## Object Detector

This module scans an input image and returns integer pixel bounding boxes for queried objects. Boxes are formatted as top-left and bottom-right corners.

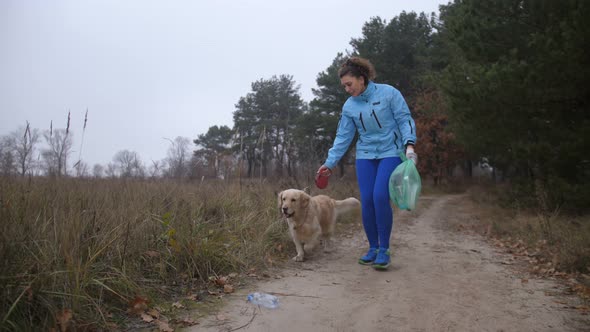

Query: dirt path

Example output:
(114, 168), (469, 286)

(195, 195), (589, 332)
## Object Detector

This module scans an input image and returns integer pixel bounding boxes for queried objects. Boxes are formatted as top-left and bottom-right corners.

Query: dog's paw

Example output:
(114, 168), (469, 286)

(293, 255), (304, 262)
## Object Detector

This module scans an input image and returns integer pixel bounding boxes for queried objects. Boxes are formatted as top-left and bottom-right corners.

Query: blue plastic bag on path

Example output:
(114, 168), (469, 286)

(389, 152), (422, 210)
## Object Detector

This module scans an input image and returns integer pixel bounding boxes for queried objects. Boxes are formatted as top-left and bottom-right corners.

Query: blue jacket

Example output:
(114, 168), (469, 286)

(324, 81), (416, 170)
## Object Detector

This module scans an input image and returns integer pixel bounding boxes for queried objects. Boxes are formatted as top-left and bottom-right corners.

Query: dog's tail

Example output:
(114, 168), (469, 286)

(334, 197), (361, 216)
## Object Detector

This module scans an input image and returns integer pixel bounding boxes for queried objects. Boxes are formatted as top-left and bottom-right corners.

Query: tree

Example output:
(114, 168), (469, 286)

(10, 122), (40, 177)
(351, 12), (435, 100)
(105, 163), (117, 178)
(74, 160), (89, 177)
(112, 150), (144, 178)
(309, 12), (437, 177)
(301, 53), (354, 176)
(438, 0), (590, 211)
(42, 128), (73, 177)
(233, 75), (305, 178)
(193, 125), (233, 179)
(92, 164), (104, 178)
(148, 160), (163, 178)
(164, 136), (191, 179)
(0, 135), (16, 176)
(413, 89), (463, 185)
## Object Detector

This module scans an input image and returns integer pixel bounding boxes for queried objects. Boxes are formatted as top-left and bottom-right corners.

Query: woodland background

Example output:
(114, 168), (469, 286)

(1, 1), (589, 330)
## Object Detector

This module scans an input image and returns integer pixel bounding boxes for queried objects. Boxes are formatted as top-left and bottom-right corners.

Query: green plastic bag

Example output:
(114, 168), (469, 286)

(389, 152), (422, 210)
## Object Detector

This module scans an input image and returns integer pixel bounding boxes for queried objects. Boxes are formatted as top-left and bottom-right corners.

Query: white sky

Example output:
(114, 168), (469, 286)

(0, 0), (447, 167)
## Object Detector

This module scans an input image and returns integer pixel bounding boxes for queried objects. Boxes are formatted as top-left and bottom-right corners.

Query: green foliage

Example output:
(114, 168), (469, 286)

(193, 125), (233, 178)
(438, 0), (590, 212)
(351, 12), (435, 99)
(296, 54), (354, 173)
(232, 75), (305, 178)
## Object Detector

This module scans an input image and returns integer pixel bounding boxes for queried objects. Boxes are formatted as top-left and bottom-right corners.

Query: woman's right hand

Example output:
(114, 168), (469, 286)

(316, 165), (332, 177)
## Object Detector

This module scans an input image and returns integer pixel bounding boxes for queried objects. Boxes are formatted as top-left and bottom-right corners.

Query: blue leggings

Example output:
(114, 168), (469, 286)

(356, 157), (402, 250)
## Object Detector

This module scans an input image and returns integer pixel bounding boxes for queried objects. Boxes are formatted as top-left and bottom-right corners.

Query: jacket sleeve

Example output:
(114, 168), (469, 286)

(391, 89), (417, 147)
(324, 112), (356, 170)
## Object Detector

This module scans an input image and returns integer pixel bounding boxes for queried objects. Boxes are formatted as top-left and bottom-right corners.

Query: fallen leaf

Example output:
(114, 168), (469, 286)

(141, 313), (154, 323)
(172, 301), (184, 309)
(106, 322), (118, 330)
(212, 276), (228, 287)
(228, 272), (239, 278)
(147, 308), (160, 319)
(128, 296), (149, 315)
(157, 320), (174, 332)
(223, 284), (235, 294)
(216, 313), (227, 321)
(521, 278), (529, 284)
(56, 309), (73, 332)
(25, 286), (33, 301)
(144, 250), (160, 258)
(178, 317), (199, 327)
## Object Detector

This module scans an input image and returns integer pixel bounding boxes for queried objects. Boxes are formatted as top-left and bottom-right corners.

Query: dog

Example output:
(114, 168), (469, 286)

(278, 189), (360, 262)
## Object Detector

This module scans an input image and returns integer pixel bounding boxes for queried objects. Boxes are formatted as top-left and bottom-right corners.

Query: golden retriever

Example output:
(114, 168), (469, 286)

(278, 189), (360, 262)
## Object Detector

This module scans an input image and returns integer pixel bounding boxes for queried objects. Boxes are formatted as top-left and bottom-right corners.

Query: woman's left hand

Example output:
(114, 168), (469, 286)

(406, 146), (418, 165)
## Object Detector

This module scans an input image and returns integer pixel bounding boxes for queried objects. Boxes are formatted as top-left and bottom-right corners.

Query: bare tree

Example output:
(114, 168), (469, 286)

(10, 122), (40, 176)
(42, 127), (73, 177)
(74, 160), (89, 177)
(105, 163), (117, 178)
(113, 150), (144, 178)
(148, 160), (163, 178)
(0, 135), (16, 176)
(92, 164), (104, 178)
(164, 136), (191, 179)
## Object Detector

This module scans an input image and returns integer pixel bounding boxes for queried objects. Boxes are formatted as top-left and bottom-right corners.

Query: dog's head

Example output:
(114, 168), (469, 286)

(278, 189), (310, 218)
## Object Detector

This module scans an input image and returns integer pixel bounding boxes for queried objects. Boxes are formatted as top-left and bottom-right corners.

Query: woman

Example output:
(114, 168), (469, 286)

(317, 56), (417, 270)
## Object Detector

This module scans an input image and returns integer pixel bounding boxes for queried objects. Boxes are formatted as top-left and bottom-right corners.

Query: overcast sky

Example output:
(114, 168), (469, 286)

(0, 0), (447, 168)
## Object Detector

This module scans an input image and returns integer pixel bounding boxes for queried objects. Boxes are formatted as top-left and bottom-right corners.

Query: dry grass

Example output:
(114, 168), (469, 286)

(465, 184), (590, 275)
(6, 175), (585, 329)
(0, 176), (360, 331)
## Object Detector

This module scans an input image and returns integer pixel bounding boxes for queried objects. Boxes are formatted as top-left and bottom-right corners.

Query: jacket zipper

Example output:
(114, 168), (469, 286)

(371, 110), (382, 128)
(359, 113), (366, 131)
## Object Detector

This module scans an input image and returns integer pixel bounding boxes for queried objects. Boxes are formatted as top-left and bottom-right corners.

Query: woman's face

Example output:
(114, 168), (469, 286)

(340, 74), (366, 97)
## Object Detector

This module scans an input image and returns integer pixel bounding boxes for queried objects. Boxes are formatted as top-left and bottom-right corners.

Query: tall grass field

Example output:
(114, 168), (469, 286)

(1, 176), (587, 330)
(0, 176), (360, 330)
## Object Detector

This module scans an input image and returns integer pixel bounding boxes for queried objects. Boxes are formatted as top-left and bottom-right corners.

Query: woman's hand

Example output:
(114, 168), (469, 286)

(315, 165), (332, 189)
(316, 165), (332, 177)
(406, 146), (418, 165)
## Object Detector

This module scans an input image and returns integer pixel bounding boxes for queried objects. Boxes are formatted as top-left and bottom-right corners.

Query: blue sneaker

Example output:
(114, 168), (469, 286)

(358, 248), (379, 265)
(373, 249), (391, 270)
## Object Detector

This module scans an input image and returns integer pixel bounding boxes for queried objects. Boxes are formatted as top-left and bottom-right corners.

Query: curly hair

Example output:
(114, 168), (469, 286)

(338, 56), (376, 85)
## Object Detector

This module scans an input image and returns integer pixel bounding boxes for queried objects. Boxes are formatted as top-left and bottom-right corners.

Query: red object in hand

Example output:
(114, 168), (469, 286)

(315, 166), (331, 189)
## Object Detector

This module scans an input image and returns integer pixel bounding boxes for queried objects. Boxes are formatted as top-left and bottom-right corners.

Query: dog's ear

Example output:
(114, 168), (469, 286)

(277, 191), (284, 210)
(300, 191), (310, 210)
